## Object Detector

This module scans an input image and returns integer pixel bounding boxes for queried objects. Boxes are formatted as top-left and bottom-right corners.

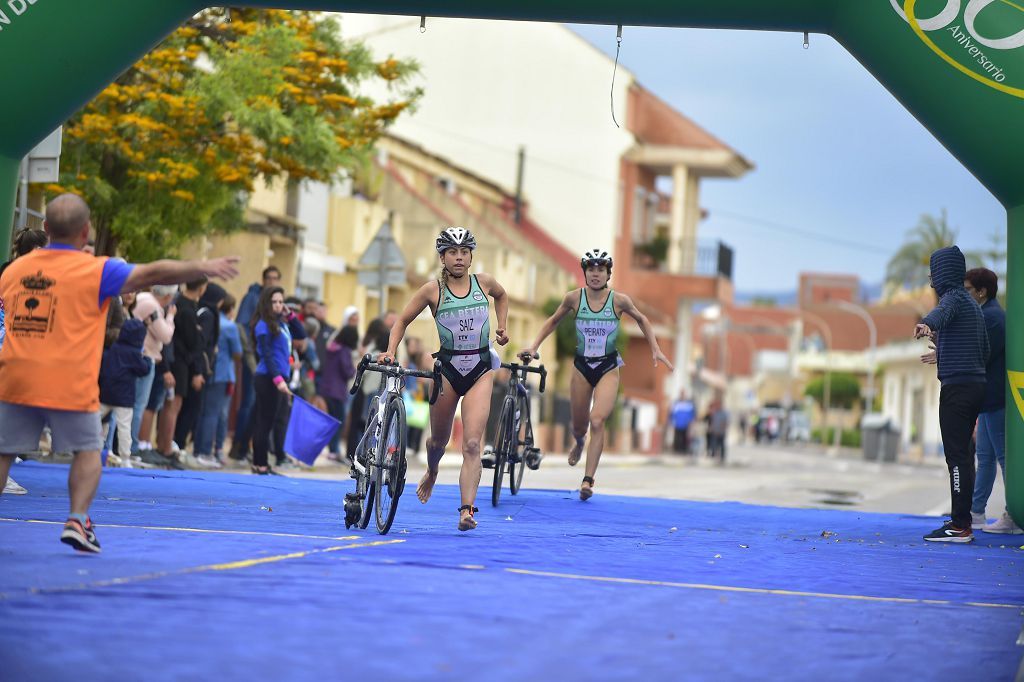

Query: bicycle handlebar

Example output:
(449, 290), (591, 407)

(350, 354), (444, 405)
(499, 361), (547, 393)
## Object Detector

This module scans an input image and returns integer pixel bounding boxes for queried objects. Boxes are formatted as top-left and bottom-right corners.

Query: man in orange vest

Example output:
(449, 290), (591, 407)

(0, 194), (239, 553)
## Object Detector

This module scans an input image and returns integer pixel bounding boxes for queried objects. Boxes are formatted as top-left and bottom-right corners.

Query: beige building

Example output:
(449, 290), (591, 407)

(181, 198), (302, 309)
(192, 133), (579, 376)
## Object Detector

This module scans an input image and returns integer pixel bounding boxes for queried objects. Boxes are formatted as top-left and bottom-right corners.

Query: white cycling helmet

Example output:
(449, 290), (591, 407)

(581, 249), (613, 271)
(435, 226), (477, 254)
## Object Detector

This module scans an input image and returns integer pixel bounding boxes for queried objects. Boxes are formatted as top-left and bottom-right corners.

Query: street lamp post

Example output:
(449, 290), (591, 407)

(835, 300), (877, 412)
(798, 310), (834, 449)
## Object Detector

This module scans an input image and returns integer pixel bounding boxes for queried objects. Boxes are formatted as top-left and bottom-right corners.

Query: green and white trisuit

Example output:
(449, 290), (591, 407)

(433, 274), (500, 396)
(574, 287), (624, 387)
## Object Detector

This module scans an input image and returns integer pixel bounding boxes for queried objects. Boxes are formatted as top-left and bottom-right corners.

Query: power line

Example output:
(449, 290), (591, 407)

(400, 122), (892, 257)
(408, 120), (619, 187)
(707, 208), (892, 255)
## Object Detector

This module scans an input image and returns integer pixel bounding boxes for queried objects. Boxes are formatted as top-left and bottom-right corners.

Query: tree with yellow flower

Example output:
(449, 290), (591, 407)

(51, 8), (420, 259)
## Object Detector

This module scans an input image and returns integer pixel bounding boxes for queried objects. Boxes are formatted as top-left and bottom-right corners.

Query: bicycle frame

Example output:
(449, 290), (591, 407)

(490, 361), (547, 505)
(344, 354), (443, 532)
(350, 372), (405, 482)
(501, 362), (546, 456)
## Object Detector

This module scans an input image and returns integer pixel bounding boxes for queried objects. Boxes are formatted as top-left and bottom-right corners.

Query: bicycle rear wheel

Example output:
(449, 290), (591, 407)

(491, 396), (514, 507)
(374, 395), (407, 535)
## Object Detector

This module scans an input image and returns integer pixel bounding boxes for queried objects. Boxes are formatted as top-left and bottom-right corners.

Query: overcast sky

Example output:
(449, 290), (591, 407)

(568, 24), (1007, 294)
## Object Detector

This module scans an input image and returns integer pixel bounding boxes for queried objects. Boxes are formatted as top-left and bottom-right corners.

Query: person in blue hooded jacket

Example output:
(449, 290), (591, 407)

(99, 318), (153, 467)
(961, 268), (1020, 534)
(914, 245), (989, 543)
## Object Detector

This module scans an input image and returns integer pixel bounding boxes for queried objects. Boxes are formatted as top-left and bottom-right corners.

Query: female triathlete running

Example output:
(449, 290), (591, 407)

(519, 249), (672, 500)
(378, 227), (509, 530)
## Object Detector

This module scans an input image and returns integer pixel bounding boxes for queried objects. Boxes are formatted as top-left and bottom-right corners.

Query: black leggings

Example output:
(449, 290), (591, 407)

(253, 374), (287, 468)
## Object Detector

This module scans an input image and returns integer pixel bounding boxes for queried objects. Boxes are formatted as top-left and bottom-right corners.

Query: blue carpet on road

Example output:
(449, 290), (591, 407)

(1, 460), (1021, 681)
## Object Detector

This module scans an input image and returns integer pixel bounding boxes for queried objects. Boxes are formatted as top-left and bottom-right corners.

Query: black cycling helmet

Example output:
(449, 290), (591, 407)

(435, 226), (477, 254)
(581, 249), (613, 272)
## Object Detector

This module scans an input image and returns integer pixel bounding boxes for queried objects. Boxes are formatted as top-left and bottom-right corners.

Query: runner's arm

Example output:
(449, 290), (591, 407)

(122, 256), (240, 293)
(519, 289), (576, 360)
(478, 273), (509, 345)
(617, 293), (674, 370)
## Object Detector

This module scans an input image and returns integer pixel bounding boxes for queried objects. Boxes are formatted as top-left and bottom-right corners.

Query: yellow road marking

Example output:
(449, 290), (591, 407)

(0, 517), (358, 541)
(0, 539), (404, 599)
(505, 568), (1023, 610)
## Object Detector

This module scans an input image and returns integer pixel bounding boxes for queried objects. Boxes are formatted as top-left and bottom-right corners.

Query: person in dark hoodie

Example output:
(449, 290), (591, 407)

(166, 276), (208, 467)
(99, 319), (152, 467)
(914, 245), (989, 543)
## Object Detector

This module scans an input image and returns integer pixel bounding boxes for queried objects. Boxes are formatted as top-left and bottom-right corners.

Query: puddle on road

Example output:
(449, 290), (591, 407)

(808, 489), (863, 506)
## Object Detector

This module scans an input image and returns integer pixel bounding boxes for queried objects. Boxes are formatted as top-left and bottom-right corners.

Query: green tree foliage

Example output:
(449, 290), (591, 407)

(804, 372), (861, 409)
(50, 8), (421, 259)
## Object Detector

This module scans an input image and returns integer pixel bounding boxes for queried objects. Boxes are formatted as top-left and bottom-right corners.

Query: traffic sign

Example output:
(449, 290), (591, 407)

(356, 215), (407, 291)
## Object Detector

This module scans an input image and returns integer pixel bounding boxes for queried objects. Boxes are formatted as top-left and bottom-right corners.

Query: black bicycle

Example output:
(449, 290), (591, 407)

(489, 361), (547, 507)
(344, 355), (441, 534)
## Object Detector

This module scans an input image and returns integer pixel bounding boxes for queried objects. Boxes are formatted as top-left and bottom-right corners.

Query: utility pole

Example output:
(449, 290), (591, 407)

(17, 157), (29, 230)
(514, 146), (525, 224)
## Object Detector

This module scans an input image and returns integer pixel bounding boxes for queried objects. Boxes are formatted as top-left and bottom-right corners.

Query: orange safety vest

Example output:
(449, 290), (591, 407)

(0, 248), (112, 411)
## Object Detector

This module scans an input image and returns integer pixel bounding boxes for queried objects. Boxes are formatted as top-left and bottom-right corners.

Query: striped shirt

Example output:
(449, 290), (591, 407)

(922, 246), (988, 386)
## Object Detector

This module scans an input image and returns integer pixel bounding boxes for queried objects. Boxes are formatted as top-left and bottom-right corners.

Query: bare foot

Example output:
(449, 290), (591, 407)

(458, 507), (478, 531)
(417, 468), (438, 503)
(580, 476), (594, 501)
(568, 437), (585, 466)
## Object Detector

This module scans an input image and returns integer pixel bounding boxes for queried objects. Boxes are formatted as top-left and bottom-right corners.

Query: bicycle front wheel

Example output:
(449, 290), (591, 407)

(509, 396), (529, 496)
(491, 396), (515, 507)
(374, 395), (407, 535)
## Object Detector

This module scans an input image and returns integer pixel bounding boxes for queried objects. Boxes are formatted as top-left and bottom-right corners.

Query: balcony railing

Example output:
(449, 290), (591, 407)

(632, 239), (733, 280)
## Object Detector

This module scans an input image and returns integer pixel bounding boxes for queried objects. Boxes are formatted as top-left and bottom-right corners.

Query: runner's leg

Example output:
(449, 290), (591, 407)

(583, 369), (620, 484)
(568, 368), (594, 464)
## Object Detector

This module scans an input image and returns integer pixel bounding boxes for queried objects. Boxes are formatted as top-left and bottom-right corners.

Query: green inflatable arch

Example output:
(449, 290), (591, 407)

(1, 1), (1021, 522)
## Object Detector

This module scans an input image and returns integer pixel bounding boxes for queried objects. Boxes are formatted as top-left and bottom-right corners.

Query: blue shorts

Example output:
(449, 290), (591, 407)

(147, 370), (167, 412)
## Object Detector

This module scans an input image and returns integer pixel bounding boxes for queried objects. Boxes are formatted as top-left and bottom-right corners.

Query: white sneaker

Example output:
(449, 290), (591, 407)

(106, 453), (122, 467)
(175, 451), (203, 469)
(3, 477), (27, 495)
(971, 511), (986, 530)
(982, 512), (1023, 535)
(195, 455), (223, 469)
